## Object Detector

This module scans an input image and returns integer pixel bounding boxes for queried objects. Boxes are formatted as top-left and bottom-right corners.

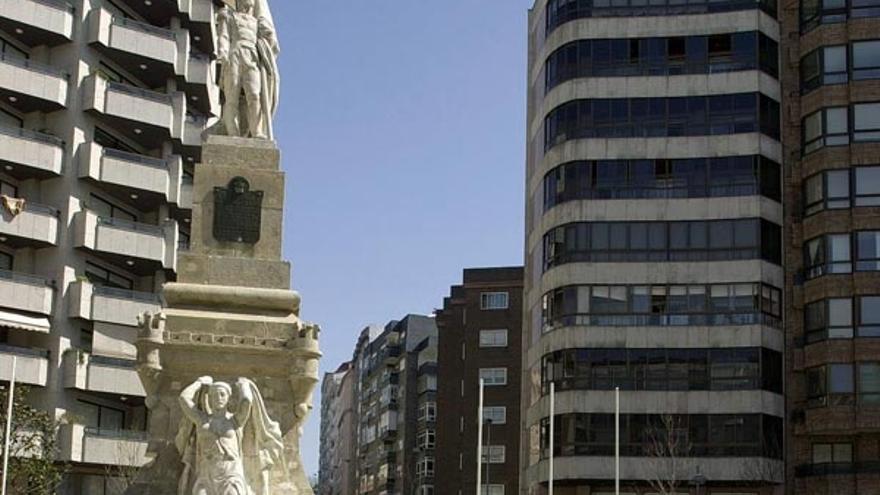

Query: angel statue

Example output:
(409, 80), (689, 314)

(217, 0), (280, 140)
(176, 376), (286, 495)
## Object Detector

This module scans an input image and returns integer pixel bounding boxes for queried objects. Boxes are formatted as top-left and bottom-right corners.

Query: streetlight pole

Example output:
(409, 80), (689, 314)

(485, 418), (493, 494)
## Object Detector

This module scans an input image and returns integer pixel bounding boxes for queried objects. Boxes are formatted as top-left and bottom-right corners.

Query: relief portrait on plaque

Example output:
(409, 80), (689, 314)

(213, 176), (264, 243)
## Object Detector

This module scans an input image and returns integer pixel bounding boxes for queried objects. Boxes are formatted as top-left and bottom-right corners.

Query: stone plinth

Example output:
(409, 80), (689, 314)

(126, 136), (320, 495)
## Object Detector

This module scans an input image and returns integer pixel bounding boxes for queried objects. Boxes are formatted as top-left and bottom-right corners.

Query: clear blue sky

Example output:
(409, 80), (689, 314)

(274, 0), (533, 476)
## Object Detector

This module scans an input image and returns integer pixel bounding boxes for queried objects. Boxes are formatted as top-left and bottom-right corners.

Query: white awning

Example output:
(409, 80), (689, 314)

(0, 310), (50, 334)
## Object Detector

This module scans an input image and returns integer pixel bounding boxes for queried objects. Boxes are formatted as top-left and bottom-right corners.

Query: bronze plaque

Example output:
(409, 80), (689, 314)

(213, 177), (264, 243)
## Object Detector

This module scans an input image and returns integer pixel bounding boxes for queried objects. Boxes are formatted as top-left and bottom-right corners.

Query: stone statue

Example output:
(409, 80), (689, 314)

(217, 0), (280, 140)
(176, 376), (286, 495)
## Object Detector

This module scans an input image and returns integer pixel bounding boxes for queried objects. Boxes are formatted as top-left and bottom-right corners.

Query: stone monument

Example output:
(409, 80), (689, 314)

(125, 1), (320, 493)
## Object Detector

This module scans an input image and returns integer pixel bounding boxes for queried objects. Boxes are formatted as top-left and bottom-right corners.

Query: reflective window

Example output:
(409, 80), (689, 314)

(801, 0), (880, 30)
(543, 156), (781, 208)
(800, 45), (847, 92)
(544, 94), (780, 151)
(546, 0), (776, 37)
(812, 443), (853, 464)
(859, 363), (880, 404)
(545, 32), (777, 92)
(804, 296), (880, 343)
(541, 283), (782, 332)
(544, 219), (781, 269)
(857, 231), (880, 271)
(853, 40), (880, 80)
(853, 103), (880, 142)
(803, 169), (850, 214)
(804, 234), (852, 278)
(803, 107), (849, 153)
(855, 167), (880, 205)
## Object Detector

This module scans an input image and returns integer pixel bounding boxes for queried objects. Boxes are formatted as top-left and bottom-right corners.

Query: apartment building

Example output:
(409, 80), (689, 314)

(0, 0), (219, 491)
(319, 362), (358, 495)
(435, 266), (524, 495)
(352, 315), (438, 495)
(523, 0), (785, 493)
(782, 0), (880, 491)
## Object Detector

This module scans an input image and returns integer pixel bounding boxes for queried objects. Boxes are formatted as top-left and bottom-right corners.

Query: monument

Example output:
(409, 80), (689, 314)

(125, 1), (320, 493)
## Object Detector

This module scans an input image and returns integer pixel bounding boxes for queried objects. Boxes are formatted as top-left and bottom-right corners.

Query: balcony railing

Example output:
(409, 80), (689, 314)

(102, 147), (168, 170)
(107, 81), (172, 104)
(84, 427), (148, 441)
(0, 269), (52, 288)
(0, 343), (49, 359)
(93, 285), (160, 304)
(89, 354), (136, 369)
(111, 16), (176, 40)
(97, 215), (164, 236)
(0, 125), (64, 147)
(543, 312), (782, 331)
(0, 52), (68, 78)
(22, 202), (60, 217)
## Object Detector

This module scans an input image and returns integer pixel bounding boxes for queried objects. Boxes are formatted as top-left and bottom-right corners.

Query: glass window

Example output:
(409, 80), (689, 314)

(859, 296), (880, 337)
(827, 170), (852, 209)
(853, 40), (880, 80)
(481, 445), (506, 464)
(479, 329), (509, 348)
(829, 364), (854, 394)
(85, 262), (134, 290)
(828, 234), (852, 274)
(859, 363), (880, 404)
(480, 292), (509, 310)
(828, 298), (854, 338)
(812, 443), (853, 464)
(823, 46), (848, 82)
(89, 194), (137, 222)
(855, 167), (880, 206)
(479, 368), (508, 386)
(857, 231), (880, 271)
(854, 103), (880, 141)
(483, 406), (507, 425)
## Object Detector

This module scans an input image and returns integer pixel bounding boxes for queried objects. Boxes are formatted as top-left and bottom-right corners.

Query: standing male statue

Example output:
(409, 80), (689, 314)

(177, 376), (286, 495)
(217, 0), (280, 140)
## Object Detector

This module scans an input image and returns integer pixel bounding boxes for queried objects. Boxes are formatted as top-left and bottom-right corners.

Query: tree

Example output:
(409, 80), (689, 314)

(643, 414), (692, 495)
(0, 385), (65, 494)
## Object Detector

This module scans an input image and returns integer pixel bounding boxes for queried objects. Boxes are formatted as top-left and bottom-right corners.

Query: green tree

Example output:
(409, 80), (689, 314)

(0, 385), (65, 494)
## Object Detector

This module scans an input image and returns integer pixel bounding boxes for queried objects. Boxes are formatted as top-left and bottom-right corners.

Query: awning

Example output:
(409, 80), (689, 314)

(0, 310), (50, 334)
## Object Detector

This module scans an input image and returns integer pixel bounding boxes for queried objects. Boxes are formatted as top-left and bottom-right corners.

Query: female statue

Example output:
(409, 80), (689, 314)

(177, 376), (286, 495)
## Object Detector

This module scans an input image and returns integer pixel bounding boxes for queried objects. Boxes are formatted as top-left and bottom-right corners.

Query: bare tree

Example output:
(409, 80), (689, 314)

(643, 414), (692, 495)
(104, 438), (146, 494)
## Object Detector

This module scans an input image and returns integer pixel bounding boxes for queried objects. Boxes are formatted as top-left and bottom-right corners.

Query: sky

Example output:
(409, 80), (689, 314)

(273, 0), (534, 476)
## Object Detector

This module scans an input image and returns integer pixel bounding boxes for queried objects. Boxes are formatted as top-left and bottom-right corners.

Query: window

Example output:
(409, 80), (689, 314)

(855, 167), (880, 206)
(859, 296), (880, 337)
(483, 406), (507, 424)
(812, 443), (853, 465)
(419, 486), (435, 495)
(801, 45), (847, 92)
(480, 485), (505, 495)
(419, 402), (437, 422)
(81, 328), (94, 353)
(0, 36), (27, 60)
(85, 262), (134, 290)
(853, 40), (880, 80)
(79, 475), (124, 495)
(859, 363), (880, 404)
(804, 234), (852, 278)
(807, 364), (854, 407)
(853, 103), (880, 141)
(800, 0), (880, 31)
(417, 429), (436, 450)
(856, 231), (880, 270)
(481, 445), (506, 464)
(416, 457), (435, 477)
(480, 292), (509, 310)
(805, 298), (853, 342)
(479, 368), (508, 386)
(89, 194), (136, 222)
(479, 329), (508, 348)
(804, 169), (851, 214)
(94, 127), (137, 153)
(78, 400), (125, 430)
(803, 107), (849, 153)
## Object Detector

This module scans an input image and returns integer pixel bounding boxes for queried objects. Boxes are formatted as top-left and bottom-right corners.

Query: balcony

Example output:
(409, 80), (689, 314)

(68, 281), (160, 328)
(0, 0), (74, 47)
(0, 126), (64, 179)
(183, 52), (220, 116)
(0, 344), (48, 386)
(72, 210), (178, 274)
(59, 424), (149, 467)
(63, 350), (145, 396)
(0, 270), (53, 316)
(79, 143), (184, 210)
(86, 8), (188, 88)
(0, 53), (67, 112)
(0, 202), (59, 248)
(82, 74), (185, 148)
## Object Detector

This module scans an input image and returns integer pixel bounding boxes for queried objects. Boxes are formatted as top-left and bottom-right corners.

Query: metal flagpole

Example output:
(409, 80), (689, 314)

(549, 381), (555, 495)
(1, 356), (17, 495)
(476, 378), (484, 495)
(615, 386), (620, 495)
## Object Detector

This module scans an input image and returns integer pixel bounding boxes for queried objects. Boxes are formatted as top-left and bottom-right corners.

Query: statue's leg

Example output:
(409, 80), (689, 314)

(241, 50), (263, 139)
(223, 52), (243, 136)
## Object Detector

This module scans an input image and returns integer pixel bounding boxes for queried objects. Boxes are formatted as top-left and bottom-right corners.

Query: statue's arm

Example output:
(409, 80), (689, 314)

(234, 378), (253, 427)
(217, 7), (231, 62)
(179, 377), (210, 425)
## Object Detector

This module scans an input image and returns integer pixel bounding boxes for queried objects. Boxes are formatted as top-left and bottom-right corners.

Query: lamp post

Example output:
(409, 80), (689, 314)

(484, 418), (493, 494)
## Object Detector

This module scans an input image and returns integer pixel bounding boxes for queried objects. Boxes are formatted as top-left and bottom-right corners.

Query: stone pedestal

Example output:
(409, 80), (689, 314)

(126, 136), (320, 495)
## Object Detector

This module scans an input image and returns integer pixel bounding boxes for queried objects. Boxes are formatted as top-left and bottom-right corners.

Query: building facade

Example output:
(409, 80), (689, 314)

(782, 0), (880, 491)
(319, 362), (357, 495)
(523, 0), (786, 493)
(352, 315), (438, 495)
(0, 0), (219, 491)
(436, 266), (524, 495)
